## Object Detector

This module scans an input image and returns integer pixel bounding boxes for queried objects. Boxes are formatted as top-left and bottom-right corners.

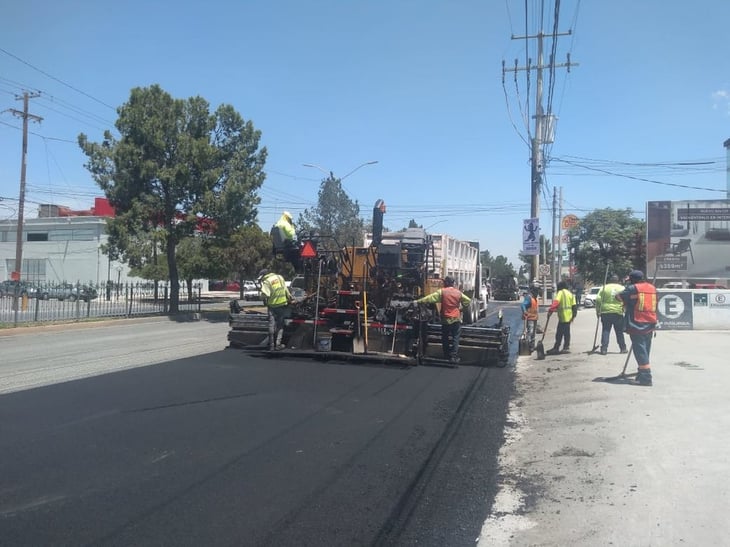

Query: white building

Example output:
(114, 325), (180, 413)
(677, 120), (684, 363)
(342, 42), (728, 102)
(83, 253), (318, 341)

(0, 212), (131, 285)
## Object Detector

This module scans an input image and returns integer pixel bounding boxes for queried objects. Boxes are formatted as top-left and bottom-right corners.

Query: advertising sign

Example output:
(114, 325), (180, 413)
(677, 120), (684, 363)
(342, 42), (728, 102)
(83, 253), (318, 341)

(656, 291), (693, 330)
(522, 218), (540, 256)
(708, 291), (730, 310)
(561, 214), (579, 230)
(646, 199), (730, 286)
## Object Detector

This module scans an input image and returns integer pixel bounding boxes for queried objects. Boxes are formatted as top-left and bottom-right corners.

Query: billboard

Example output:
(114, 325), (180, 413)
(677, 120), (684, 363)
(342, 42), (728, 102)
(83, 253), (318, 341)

(646, 199), (730, 288)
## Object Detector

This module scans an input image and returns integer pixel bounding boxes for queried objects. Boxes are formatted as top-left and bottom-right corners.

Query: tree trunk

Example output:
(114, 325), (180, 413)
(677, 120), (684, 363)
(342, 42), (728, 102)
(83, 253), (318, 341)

(167, 238), (179, 313)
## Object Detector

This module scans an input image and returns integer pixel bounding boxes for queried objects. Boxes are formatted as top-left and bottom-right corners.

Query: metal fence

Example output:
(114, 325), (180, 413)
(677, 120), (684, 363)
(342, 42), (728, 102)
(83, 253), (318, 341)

(0, 282), (202, 327)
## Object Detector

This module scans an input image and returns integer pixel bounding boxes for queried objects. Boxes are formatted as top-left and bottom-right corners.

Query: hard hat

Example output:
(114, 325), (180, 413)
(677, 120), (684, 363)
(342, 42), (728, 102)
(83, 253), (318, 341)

(283, 211), (293, 221)
(258, 268), (269, 279)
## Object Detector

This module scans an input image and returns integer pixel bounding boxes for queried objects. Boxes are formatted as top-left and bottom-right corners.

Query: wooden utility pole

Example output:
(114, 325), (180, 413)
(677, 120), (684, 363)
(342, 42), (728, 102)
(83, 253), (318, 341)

(9, 91), (42, 281)
(504, 27), (576, 284)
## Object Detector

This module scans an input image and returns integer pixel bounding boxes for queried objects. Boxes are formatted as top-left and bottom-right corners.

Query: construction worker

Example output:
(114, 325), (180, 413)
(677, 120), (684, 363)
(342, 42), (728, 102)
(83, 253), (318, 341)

(271, 211), (300, 269)
(274, 211), (296, 244)
(595, 274), (628, 355)
(617, 270), (657, 386)
(258, 268), (294, 351)
(414, 276), (471, 364)
(546, 280), (577, 355)
(520, 286), (540, 350)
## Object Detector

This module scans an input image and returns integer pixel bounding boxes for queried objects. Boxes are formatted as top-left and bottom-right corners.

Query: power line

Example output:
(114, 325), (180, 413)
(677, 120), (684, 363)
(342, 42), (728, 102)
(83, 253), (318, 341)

(550, 157), (725, 192)
(0, 47), (116, 110)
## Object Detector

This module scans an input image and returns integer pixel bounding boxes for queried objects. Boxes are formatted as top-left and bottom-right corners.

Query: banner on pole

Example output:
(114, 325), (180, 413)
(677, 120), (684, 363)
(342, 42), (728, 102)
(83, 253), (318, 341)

(522, 218), (540, 255)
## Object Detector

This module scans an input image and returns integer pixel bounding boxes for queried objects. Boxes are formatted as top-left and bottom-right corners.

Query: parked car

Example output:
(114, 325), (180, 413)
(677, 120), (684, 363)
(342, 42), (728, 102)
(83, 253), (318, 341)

(582, 286), (601, 308)
(242, 281), (259, 301)
(43, 283), (98, 302)
(662, 281), (689, 289)
(0, 280), (38, 298)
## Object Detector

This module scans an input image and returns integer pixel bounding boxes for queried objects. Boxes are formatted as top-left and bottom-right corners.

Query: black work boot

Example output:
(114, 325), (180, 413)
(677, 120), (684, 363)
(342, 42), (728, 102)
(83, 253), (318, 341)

(635, 371), (653, 386)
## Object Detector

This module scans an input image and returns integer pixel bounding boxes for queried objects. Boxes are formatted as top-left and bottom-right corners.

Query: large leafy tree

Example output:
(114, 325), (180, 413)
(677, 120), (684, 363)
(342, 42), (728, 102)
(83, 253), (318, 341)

(78, 84), (266, 312)
(223, 225), (275, 291)
(481, 249), (517, 279)
(176, 237), (230, 299)
(570, 208), (645, 284)
(298, 174), (364, 251)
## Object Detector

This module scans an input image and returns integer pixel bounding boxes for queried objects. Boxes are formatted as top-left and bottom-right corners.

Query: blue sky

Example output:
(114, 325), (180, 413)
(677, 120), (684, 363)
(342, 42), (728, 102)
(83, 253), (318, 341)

(1, 0), (728, 266)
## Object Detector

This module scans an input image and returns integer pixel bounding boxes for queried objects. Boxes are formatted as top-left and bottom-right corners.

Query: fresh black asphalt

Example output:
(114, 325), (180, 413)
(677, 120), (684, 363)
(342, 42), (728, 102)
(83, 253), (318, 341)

(0, 306), (521, 546)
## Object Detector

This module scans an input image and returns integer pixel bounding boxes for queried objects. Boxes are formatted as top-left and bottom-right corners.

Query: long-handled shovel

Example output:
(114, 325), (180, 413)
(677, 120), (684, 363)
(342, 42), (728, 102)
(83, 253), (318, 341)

(535, 314), (552, 360)
(598, 343), (637, 382)
(353, 301), (365, 354)
(363, 287), (369, 354)
(588, 262), (610, 354)
(587, 313), (601, 354)
(388, 309), (399, 354)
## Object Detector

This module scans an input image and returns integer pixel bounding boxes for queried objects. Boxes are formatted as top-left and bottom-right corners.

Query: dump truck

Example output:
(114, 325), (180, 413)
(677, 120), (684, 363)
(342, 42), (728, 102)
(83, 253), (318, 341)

(363, 231), (489, 323)
(228, 200), (509, 366)
(490, 275), (519, 301)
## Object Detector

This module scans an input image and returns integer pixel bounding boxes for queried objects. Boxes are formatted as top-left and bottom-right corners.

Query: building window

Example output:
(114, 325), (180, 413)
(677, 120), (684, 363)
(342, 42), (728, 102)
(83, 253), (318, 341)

(27, 232), (49, 242)
(48, 228), (97, 241)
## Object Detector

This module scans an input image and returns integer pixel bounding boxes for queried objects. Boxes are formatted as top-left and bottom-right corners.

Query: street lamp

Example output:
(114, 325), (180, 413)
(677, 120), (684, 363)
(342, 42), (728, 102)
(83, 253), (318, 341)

(424, 219), (447, 231)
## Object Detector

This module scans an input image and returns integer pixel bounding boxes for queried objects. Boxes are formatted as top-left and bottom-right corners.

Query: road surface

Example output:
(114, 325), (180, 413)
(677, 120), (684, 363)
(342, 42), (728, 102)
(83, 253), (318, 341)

(0, 307), (518, 546)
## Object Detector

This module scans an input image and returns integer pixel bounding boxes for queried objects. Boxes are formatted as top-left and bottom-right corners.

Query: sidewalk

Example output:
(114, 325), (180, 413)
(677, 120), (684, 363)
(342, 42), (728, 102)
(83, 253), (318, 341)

(479, 308), (730, 546)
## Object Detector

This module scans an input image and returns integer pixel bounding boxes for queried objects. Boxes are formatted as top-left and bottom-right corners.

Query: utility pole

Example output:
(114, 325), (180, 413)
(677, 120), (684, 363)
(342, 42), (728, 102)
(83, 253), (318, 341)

(551, 187), (558, 287)
(722, 139), (730, 199)
(558, 186), (564, 283)
(503, 23), (577, 284)
(8, 91), (42, 281)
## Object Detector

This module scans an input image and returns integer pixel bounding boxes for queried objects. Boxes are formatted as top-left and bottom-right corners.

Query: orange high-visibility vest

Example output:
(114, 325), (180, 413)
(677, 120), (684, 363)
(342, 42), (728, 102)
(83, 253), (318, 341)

(440, 286), (463, 320)
(525, 296), (538, 320)
(631, 282), (657, 324)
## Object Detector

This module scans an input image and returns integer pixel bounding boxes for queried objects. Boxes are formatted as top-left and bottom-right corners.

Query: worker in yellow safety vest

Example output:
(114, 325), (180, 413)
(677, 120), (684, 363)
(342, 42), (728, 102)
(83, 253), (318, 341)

(258, 268), (294, 351)
(274, 211), (296, 244)
(546, 280), (577, 355)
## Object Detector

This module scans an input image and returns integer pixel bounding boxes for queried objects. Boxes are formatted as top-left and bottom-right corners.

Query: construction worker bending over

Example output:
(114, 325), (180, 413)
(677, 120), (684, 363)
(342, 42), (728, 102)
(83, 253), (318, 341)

(596, 274), (628, 355)
(546, 280), (577, 355)
(521, 286), (540, 350)
(617, 270), (657, 386)
(414, 276), (471, 364)
(258, 268), (294, 351)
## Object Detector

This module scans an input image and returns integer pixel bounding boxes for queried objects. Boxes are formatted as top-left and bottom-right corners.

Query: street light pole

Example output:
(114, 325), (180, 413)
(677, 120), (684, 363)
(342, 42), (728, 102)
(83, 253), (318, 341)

(341, 160), (378, 180)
